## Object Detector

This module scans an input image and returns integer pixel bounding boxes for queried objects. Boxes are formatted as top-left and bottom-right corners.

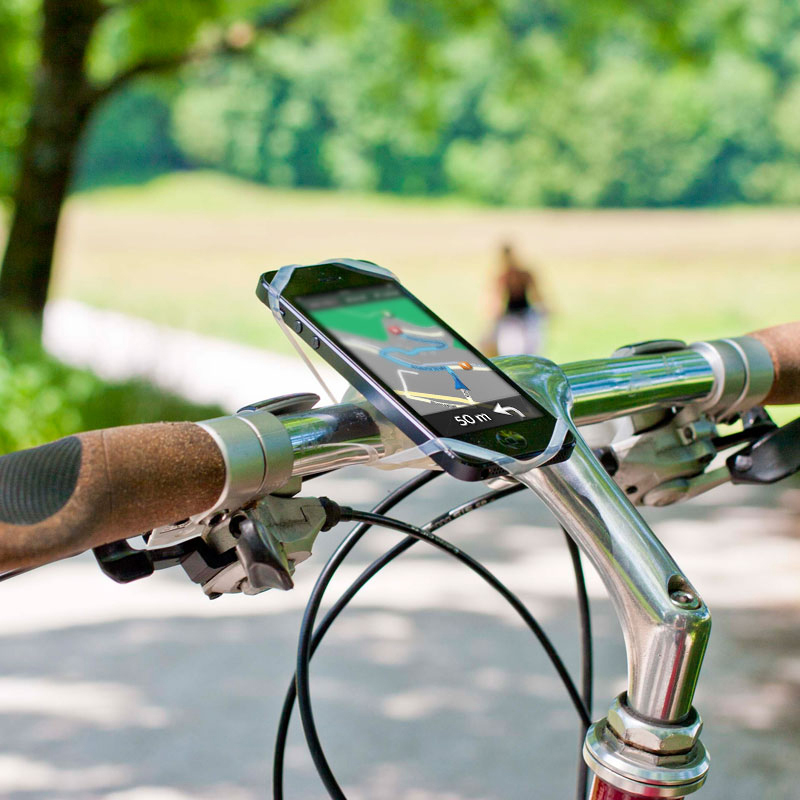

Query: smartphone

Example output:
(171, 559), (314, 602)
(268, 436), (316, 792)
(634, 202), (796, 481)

(257, 260), (571, 481)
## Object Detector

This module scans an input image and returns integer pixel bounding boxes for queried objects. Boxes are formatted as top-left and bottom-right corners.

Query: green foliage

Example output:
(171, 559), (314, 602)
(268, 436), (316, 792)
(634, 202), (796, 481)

(5, 0), (800, 208)
(87, 0), (230, 82)
(444, 52), (779, 207)
(0, 342), (222, 454)
(159, 0), (800, 207)
(0, 0), (37, 200)
(76, 85), (187, 189)
(169, 2), (500, 194)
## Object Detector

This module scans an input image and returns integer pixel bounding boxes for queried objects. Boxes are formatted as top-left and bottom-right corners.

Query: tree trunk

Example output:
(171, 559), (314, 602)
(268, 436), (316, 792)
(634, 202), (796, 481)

(0, 0), (102, 346)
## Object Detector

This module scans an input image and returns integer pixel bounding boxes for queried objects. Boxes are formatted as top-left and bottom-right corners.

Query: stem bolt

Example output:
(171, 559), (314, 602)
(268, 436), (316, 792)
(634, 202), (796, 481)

(670, 588), (701, 609)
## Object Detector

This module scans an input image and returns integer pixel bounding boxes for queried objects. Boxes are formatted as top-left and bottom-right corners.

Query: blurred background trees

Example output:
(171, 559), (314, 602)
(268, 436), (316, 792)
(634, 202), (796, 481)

(80, 0), (800, 207)
(4, 0), (800, 346)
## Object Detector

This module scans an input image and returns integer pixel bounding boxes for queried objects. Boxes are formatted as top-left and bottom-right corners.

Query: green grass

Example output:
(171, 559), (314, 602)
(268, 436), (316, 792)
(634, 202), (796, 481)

(16, 170), (800, 424)
(0, 341), (223, 454)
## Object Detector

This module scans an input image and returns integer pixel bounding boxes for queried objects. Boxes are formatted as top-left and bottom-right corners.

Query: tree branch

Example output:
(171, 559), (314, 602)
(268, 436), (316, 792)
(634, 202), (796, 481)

(89, 55), (187, 106)
(88, 0), (329, 108)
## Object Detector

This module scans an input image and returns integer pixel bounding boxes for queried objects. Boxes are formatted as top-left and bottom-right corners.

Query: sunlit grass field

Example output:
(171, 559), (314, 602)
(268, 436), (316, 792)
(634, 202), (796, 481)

(51, 172), (800, 359)
(21, 170), (799, 423)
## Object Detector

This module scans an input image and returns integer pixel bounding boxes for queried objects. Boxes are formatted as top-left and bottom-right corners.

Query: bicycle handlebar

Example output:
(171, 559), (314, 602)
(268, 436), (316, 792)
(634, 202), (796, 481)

(748, 321), (800, 404)
(0, 323), (797, 572)
(0, 423), (225, 570)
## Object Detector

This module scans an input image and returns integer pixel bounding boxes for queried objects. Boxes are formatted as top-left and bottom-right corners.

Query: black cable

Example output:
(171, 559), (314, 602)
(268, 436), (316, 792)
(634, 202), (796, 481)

(293, 513), (426, 800)
(566, 530), (593, 715)
(272, 482), (525, 799)
(341, 512), (590, 730)
(711, 423), (775, 450)
(272, 469), (439, 799)
(294, 507), (591, 800)
(563, 527), (593, 800)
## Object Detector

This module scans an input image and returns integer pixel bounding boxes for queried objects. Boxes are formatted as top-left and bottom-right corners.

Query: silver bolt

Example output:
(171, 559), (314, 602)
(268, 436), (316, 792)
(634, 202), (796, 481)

(670, 588), (701, 609)
(734, 454), (753, 472)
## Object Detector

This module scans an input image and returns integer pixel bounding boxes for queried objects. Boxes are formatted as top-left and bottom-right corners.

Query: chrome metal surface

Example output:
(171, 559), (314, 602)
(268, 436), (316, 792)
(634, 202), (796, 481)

(669, 589), (701, 610)
(512, 365), (712, 723)
(584, 717), (709, 798)
(281, 348), (722, 477)
(691, 336), (773, 420)
(200, 345), (737, 792)
(267, 337), (774, 479)
(559, 350), (715, 425)
(272, 354), (719, 721)
(606, 694), (703, 755)
(281, 402), (387, 476)
(495, 358), (712, 793)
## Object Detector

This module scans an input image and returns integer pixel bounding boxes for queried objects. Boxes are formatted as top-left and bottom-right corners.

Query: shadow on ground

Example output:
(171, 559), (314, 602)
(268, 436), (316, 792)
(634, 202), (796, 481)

(0, 468), (798, 799)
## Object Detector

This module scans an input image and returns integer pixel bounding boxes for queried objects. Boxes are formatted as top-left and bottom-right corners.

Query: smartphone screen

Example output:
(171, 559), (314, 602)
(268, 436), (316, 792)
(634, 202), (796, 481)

(295, 282), (544, 439)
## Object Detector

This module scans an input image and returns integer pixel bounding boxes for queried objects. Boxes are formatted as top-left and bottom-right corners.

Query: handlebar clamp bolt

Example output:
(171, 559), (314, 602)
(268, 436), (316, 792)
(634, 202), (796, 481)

(669, 588), (701, 610)
(679, 425), (697, 444)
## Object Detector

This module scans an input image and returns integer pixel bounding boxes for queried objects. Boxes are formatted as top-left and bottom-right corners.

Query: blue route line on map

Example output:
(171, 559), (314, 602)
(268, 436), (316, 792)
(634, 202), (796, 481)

(379, 331), (469, 391)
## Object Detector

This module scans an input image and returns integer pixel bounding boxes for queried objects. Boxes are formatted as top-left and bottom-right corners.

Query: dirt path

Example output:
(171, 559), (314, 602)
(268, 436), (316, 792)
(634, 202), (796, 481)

(43, 298), (348, 411)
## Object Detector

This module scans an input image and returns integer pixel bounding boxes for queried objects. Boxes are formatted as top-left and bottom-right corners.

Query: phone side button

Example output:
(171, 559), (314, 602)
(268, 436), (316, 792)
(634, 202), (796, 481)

(294, 320), (304, 334)
(312, 336), (321, 350)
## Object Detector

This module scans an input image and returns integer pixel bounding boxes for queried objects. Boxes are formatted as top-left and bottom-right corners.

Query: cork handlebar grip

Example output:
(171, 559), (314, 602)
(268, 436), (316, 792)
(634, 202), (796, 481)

(748, 322), (800, 405)
(0, 422), (226, 572)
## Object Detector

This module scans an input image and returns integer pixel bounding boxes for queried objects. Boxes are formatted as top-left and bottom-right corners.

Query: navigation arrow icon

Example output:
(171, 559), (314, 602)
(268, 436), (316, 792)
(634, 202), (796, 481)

(445, 366), (469, 391)
(493, 402), (525, 417)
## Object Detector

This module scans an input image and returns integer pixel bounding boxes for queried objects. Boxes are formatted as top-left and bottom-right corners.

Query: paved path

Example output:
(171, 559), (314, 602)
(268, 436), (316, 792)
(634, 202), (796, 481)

(43, 299), (348, 412)
(3, 301), (795, 799)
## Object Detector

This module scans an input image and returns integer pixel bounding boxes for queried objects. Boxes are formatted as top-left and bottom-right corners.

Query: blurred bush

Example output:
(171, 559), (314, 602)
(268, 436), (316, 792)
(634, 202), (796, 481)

(0, 342), (222, 454)
(76, 86), (187, 189)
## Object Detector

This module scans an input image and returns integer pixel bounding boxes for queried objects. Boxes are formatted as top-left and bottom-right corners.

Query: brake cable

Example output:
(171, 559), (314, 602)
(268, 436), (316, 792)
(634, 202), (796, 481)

(279, 481), (593, 800)
(274, 479), (526, 798)
(563, 526), (593, 800)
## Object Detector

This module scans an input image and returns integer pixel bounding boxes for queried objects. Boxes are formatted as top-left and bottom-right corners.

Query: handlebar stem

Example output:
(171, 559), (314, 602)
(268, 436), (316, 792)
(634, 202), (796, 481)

(525, 436), (711, 719)
(505, 358), (712, 722)
(505, 357), (711, 796)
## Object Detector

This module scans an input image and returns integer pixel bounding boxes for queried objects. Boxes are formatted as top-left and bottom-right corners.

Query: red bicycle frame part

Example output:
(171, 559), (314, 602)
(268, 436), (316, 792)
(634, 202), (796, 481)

(590, 777), (684, 800)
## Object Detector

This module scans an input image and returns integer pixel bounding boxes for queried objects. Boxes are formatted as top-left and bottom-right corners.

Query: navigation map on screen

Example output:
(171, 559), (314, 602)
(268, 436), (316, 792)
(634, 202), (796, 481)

(297, 284), (542, 437)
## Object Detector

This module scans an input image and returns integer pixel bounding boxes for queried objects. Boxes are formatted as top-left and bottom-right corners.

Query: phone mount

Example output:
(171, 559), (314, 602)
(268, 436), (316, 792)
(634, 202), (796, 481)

(263, 259), (572, 476)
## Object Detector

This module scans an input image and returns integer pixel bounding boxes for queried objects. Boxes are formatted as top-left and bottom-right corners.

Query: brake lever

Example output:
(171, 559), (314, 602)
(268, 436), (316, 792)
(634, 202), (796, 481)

(229, 494), (340, 593)
(94, 492), (341, 598)
(728, 416), (800, 484)
(92, 537), (235, 584)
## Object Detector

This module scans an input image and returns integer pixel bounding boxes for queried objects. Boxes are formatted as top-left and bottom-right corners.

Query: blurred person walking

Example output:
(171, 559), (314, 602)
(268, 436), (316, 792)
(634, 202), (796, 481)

(484, 244), (548, 356)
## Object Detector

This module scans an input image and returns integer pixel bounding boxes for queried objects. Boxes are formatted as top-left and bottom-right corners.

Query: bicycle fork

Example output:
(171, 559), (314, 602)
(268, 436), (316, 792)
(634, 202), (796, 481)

(511, 360), (711, 798)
